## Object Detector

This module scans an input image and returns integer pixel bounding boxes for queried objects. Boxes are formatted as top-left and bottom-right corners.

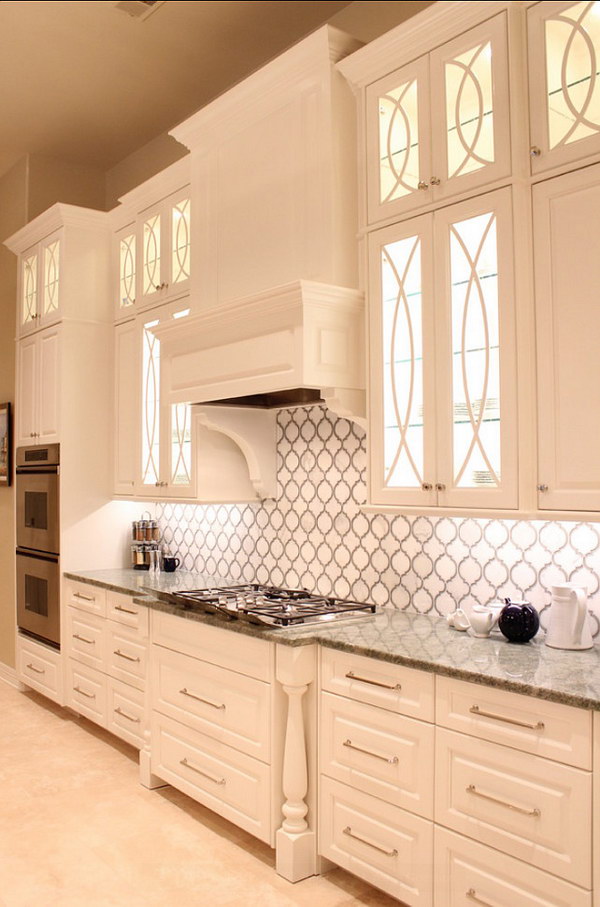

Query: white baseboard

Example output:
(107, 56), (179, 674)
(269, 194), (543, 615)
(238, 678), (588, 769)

(0, 661), (20, 689)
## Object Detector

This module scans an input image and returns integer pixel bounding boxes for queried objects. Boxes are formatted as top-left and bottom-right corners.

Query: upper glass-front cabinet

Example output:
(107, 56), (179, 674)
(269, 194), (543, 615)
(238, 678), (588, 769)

(369, 188), (517, 509)
(366, 15), (510, 223)
(529, 0), (600, 172)
(115, 187), (191, 319)
(19, 232), (62, 336)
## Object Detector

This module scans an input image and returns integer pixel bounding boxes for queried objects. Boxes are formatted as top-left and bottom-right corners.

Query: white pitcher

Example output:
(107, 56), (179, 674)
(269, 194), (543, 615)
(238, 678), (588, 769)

(545, 584), (594, 650)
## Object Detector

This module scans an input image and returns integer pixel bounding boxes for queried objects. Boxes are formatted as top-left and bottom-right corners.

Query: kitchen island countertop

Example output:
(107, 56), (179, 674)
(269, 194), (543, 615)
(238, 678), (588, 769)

(65, 569), (600, 711)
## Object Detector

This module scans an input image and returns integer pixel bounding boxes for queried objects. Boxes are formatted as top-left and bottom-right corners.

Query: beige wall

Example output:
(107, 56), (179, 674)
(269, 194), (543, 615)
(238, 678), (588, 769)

(0, 159), (28, 669)
(28, 155), (106, 218)
(330, 0), (435, 41)
(105, 134), (188, 211)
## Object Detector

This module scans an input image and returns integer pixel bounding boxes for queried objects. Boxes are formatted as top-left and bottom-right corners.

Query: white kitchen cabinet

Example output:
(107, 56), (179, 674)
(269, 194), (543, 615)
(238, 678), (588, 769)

(114, 223), (136, 319)
(528, 0), (600, 175)
(19, 230), (62, 336)
(16, 633), (63, 706)
(16, 325), (60, 445)
(533, 163), (600, 511)
(368, 187), (517, 509)
(365, 13), (510, 224)
(113, 319), (138, 495)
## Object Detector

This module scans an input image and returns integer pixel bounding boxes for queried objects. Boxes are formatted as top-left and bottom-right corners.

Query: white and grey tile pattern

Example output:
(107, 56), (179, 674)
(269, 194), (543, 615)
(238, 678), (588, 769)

(158, 405), (600, 631)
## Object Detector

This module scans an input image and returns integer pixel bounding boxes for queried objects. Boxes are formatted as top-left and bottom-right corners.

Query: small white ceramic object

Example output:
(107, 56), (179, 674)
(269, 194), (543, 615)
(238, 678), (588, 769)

(447, 608), (471, 631)
(469, 605), (499, 638)
(545, 583), (593, 650)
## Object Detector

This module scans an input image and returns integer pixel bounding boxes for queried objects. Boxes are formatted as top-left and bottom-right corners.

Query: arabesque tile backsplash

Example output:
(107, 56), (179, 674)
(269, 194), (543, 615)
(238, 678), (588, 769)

(158, 406), (600, 633)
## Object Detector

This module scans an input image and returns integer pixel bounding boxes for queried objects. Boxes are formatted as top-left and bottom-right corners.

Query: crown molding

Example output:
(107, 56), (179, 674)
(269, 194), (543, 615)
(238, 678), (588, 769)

(337, 0), (518, 89)
(113, 155), (191, 216)
(4, 203), (109, 254)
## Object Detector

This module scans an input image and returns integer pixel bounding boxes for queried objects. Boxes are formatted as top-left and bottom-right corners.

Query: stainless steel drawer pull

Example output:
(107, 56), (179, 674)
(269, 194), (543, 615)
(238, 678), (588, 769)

(73, 592), (95, 602)
(470, 704), (545, 731)
(466, 784), (541, 817)
(73, 634), (95, 645)
(342, 826), (397, 858)
(74, 686), (96, 700)
(26, 663), (45, 675)
(180, 758), (225, 785)
(343, 739), (399, 765)
(115, 605), (138, 616)
(345, 671), (401, 691)
(180, 688), (226, 710)
(466, 890), (494, 906)
(114, 707), (140, 723)
(114, 649), (141, 663)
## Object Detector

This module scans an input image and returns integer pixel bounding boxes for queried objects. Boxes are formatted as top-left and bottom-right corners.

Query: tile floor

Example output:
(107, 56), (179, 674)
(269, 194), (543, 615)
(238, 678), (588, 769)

(0, 680), (397, 906)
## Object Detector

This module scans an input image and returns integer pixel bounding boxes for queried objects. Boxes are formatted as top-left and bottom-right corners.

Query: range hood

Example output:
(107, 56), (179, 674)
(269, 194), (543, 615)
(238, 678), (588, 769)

(151, 279), (365, 425)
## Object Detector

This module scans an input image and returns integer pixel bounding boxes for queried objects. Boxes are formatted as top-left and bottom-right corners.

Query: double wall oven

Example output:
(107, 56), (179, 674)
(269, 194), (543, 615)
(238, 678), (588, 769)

(16, 444), (60, 648)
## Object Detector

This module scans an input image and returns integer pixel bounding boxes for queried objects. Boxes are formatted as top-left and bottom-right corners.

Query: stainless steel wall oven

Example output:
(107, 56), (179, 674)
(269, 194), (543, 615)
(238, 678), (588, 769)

(16, 444), (60, 648)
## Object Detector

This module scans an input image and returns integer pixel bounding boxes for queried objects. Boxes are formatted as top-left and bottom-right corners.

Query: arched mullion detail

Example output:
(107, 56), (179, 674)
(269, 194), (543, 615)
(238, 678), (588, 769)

(556, 5), (600, 144)
(449, 43), (490, 178)
(383, 80), (415, 201)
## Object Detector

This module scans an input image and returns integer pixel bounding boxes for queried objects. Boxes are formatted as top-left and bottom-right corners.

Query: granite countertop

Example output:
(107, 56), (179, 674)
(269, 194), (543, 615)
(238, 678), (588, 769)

(64, 569), (600, 711)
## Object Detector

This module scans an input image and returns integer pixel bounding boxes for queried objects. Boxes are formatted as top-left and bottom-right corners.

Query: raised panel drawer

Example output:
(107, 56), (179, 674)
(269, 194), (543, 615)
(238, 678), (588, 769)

(107, 591), (149, 636)
(152, 645), (270, 761)
(106, 624), (148, 691)
(106, 677), (146, 750)
(434, 826), (592, 907)
(152, 609), (272, 682)
(17, 634), (62, 705)
(319, 775), (433, 906)
(64, 579), (106, 617)
(151, 713), (271, 844)
(321, 647), (434, 721)
(435, 727), (592, 888)
(66, 607), (105, 670)
(320, 691), (433, 819)
(66, 659), (107, 727)
(436, 675), (592, 769)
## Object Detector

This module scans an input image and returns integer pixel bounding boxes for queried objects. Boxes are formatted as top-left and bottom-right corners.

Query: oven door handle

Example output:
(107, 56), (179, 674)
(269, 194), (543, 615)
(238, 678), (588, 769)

(16, 548), (59, 564)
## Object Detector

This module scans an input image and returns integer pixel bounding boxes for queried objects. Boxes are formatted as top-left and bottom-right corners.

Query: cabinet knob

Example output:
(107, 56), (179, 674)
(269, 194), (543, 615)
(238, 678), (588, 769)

(417, 180), (429, 190)
(530, 146), (541, 158)
(537, 483), (548, 493)
(421, 482), (433, 491)
(435, 483), (446, 492)
(429, 176), (441, 186)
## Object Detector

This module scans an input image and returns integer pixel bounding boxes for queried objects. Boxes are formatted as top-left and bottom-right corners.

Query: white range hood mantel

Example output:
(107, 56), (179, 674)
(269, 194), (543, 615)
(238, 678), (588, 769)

(151, 279), (366, 424)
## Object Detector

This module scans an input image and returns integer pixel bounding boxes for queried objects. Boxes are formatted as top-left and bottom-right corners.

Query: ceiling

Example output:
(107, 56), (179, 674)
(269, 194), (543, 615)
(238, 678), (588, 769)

(0, 0), (358, 179)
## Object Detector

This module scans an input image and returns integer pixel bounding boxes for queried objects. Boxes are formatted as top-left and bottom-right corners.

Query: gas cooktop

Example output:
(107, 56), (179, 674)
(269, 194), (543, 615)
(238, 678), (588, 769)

(169, 583), (377, 628)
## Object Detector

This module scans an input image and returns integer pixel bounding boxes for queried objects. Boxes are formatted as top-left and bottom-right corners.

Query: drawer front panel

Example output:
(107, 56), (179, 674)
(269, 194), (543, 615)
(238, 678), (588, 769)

(106, 625), (147, 691)
(18, 635), (62, 704)
(151, 713), (271, 844)
(66, 659), (107, 727)
(321, 647), (434, 721)
(152, 646), (270, 761)
(319, 776), (433, 906)
(66, 607), (105, 670)
(64, 579), (106, 617)
(153, 610), (272, 682)
(107, 591), (149, 636)
(106, 677), (146, 750)
(434, 827), (592, 907)
(435, 727), (592, 887)
(320, 691), (433, 818)
(436, 675), (592, 769)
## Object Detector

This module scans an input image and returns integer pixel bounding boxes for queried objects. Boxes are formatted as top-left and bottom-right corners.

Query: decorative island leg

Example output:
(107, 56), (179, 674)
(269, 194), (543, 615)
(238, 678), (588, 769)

(275, 645), (318, 882)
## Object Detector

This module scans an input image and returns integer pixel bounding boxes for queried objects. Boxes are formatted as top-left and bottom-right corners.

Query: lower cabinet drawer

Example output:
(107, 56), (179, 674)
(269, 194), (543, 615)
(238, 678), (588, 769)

(18, 634), (63, 705)
(106, 677), (146, 750)
(319, 775), (433, 906)
(66, 607), (105, 670)
(435, 727), (592, 888)
(66, 660), (107, 728)
(150, 713), (272, 845)
(434, 826), (592, 907)
(320, 691), (434, 819)
(152, 645), (270, 761)
(106, 624), (147, 691)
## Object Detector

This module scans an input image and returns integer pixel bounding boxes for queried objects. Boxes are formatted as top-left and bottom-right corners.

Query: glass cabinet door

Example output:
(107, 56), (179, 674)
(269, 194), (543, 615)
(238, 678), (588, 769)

(40, 235), (61, 326)
(140, 316), (161, 490)
(20, 250), (38, 332)
(434, 188), (517, 509)
(430, 14), (511, 200)
(529, 0), (600, 172)
(140, 210), (163, 306)
(368, 216), (437, 506)
(116, 227), (136, 317)
(137, 190), (191, 308)
(366, 56), (432, 223)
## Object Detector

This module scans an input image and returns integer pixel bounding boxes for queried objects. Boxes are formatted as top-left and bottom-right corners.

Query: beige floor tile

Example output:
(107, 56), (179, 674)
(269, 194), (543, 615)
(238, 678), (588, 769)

(0, 680), (398, 906)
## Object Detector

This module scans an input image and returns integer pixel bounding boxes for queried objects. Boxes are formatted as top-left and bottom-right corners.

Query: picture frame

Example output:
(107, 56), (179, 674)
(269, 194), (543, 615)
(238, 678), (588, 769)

(0, 402), (12, 486)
